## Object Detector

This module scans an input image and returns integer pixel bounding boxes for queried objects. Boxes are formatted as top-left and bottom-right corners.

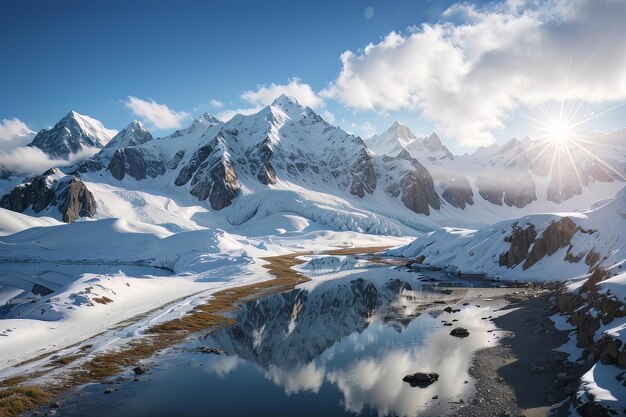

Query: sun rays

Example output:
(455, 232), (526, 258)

(509, 98), (626, 202)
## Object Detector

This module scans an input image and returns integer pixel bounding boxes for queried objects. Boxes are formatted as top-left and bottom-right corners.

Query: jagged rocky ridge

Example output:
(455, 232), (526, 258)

(0, 168), (96, 222)
(68, 95), (438, 216)
(1, 97), (624, 227)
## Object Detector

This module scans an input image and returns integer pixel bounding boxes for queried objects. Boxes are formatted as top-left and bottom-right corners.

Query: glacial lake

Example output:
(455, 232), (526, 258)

(56, 263), (508, 417)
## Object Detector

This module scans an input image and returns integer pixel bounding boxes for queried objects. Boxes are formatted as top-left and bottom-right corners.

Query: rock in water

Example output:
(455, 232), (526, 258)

(450, 327), (470, 338)
(402, 372), (439, 388)
(132, 366), (147, 375)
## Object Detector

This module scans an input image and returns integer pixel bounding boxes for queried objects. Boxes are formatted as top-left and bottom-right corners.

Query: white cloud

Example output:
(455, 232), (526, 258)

(241, 78), (324, 109)
(218, 78), (326, 122)
(125, 96), (190, 130)
(0, 117), (103, 175)
(349, 121), (377, 139)
(265, 363), (325, 395)
(216, 105), (264, 123)
(0, 118), (35, 151)
(0, 145), (100, 175)
(210, 99), (224, 108)
(324, 0), (626, 147)
(321, 110), (336, 124)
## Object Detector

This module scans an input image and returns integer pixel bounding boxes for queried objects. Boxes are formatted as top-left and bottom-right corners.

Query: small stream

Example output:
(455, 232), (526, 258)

(55, 262), (509, 417)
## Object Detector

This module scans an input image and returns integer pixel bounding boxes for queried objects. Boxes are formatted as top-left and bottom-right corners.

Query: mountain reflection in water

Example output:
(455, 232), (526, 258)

(58, 267), (503, 417)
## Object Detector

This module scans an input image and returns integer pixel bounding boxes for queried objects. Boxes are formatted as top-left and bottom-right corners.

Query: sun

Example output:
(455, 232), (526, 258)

(545, 119), (575, 146)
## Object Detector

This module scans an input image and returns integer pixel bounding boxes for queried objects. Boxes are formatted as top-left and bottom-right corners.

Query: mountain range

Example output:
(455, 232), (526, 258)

(1, 95), (624, 234)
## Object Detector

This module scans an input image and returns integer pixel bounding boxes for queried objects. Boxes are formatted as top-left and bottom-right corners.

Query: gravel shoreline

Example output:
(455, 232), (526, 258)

(453, 291), (592, 417)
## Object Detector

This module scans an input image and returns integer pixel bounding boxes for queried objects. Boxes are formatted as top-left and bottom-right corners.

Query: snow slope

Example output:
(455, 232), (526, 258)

(0, 212), (406, 370)
(0, 208), (62, 236)
(389, 187), (626, 280)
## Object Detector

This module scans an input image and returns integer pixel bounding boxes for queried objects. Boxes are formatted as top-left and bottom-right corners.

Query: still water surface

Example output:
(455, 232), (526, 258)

(58, 264), (505, 417)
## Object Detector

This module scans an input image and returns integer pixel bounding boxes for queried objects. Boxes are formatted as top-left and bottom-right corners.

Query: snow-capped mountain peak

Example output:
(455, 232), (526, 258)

(196, 112), (222, 125)
(103, 120), (153, 150)
(167, 112), (223, 139)
(271, 93), (301, 109)
(27, 111), (117, 159)
(366, 122), (416, 156)
(423, 132), (454, 160)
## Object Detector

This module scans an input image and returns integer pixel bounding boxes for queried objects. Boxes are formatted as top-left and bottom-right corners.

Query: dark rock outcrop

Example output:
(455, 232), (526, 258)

(381, 151), (440, 215)
(554, 269), (626, 417)
(0, 169), (96, 223)
(440, 174), (474, 209)
(175, 134), (240, 210)
(350, 148), (377, 197)
(523, 217), (578, 269)
(477, 168), (536, 208)
(257, 162), (277, 185)
(167, 150), (186, 170)
(58, 177), (97, 222)
(499, 223), (538, 268)
(107, 147), (166, 181)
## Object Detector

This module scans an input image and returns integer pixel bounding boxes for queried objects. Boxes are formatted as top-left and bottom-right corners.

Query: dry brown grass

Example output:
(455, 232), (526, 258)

(49, 354), (83, 367)
(0, 386), (55, 417)
(92, 296), (114, 304)
(0, 245), (391, 417)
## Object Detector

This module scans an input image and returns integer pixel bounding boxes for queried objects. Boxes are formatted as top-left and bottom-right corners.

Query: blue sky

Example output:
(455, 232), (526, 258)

(1, 0), (625, 153)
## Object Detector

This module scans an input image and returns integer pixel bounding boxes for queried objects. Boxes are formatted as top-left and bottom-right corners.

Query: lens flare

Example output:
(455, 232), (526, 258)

(513, 98), (626, 201)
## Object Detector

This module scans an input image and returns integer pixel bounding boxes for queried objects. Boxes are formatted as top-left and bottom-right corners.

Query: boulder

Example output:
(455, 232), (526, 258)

(402, 372), (439, 388)
(450, 327), (470, 338)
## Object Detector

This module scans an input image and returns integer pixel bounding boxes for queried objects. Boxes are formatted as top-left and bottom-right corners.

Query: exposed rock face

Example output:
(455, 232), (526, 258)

(440, 174), (474, 209)
(28, 111), (115, 158)
(499, 223), (538, 268)
(175, 134), (240, 210)
(167, 150), (186, 170)
(107, 147), (166, 181)
(57, 178), (97, 222)
(554, 270), (626, 416)
(476, 166), (537, 208)
(379, 151), (441, 215)
(0, 169), (96, 222)
(257, 162), (277, 185)
(350, 148), (377, 198)
(547, 159), (615, 204)
(77, 121), (154, 175)
(523, 217), (578, 269)
(504, 168), (537, 208)
(0, 170), (57, 213)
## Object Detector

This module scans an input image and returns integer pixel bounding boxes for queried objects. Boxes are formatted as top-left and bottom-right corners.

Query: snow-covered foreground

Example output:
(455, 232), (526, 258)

(0, 211), (409, 374)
